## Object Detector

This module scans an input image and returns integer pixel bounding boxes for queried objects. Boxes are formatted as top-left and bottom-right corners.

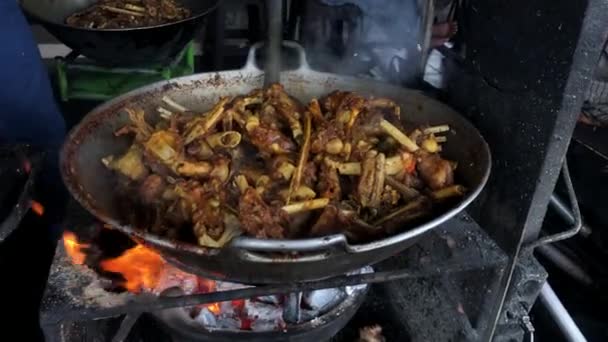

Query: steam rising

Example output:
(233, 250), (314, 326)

(303, 0), (422, 83)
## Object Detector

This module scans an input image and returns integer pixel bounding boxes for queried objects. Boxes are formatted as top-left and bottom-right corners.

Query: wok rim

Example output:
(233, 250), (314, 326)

(20, 0), (219, 33)
(60, 71), (492, 257)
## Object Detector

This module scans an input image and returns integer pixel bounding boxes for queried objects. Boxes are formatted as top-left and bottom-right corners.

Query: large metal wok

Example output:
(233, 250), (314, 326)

(61, 43), (491, 284)
(20, 0), (218, 66)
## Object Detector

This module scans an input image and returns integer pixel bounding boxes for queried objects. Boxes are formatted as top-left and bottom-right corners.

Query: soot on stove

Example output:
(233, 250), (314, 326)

(57, 225), (370, 335)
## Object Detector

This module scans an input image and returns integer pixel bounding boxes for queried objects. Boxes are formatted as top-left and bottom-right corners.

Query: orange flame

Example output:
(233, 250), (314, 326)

(62, 235), (224, 314)
(30, 200), (45, 216)
(100, 245), (165, 293)
(63, 231), (90, 265)
(207, 302), (221, 314)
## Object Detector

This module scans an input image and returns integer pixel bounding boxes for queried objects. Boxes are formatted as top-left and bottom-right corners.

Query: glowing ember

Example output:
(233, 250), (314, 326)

(60, 232), (368, 332)
(198, 278), (217, 293)
(207, 302), (221, 314)
(30, 200), (45, 216)
(63, 231), (90, 265)
(22, 159), (31, 174)
(100, 245), (165, 293)
(62, 233), (226, 314)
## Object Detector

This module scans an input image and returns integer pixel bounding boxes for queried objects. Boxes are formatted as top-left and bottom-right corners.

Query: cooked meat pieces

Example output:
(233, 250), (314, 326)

(352, 110), (398, 140)
(309, 205), (354, 237)
(265, 84), (305, 137)
(247, 123), (297, 155)
(104, 84), (465, 246)
(238, 188), (287, 239)
(400, 172), (425, 190)
(317, 163), (341, 200)
(139, 174), (166, 204)
(301, 161), (318, 188)
(320, 91), (349, 114)
(193, 204), (225, 240)
(416, 153), (454, 190)
(66, 0), (191, 29)
(311, 125), (342, 154)
(357, 150), (386, 208)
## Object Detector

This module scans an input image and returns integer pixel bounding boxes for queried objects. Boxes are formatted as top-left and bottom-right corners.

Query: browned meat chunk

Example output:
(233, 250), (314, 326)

(247, 124), (296, 155)
(301, 161), (318, 188)
(417, 153), (454, 190)
(356, 150), (386, 208)
(139, 174), (166, 204)
(193, 202), (225, 240)
(238, 188), (287, 239)
(265, 84), (306, 140)
(351, 110), (395, 140)
(320, 91), (349, 114)
(104, 85), (466, 246)
(317, 163), (341, 200)
(309, 205), (355, 237)
(311, 126), (342, 154)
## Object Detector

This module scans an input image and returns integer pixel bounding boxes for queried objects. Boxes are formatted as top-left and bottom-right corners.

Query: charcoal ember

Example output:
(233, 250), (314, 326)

(303, 288), (345, 312)
(244, 301), (285, 331)
(256, 295), (282, 305)
(345, 266), (374, 295)
(193, 307), (218, 327)
(152, 264), (198, 294)
(214, 301), (241, 330)
(217, 317), (242, 330)
(216, 314), (241, 330)
(219, 301), (237, 316)
(196, 278), (216, 293)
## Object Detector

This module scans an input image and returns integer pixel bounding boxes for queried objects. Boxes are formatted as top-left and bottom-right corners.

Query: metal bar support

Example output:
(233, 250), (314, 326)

(527, 160), (583, 249)
(536, 245), (593, 286)
(549, 194), (592, 237)
(111, 313), (142, 342)
(539, 283), (587, 342)
(44, 258), (502, 324)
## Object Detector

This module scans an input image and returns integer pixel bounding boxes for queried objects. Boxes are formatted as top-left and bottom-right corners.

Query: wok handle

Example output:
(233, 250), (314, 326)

(242, 41), (312, 73)
(229, 234), (352, 263)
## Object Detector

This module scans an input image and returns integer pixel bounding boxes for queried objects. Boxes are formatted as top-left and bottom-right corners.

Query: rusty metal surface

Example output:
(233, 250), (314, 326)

(60, 57), (491, 283)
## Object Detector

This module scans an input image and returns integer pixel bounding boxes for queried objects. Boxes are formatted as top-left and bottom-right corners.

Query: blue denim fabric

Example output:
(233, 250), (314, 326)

(0, 1), (66, 148)
(0, 2), (68, 225)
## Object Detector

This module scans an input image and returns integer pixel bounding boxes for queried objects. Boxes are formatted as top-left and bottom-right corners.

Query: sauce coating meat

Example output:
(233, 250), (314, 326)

(103, 84), (464, 247)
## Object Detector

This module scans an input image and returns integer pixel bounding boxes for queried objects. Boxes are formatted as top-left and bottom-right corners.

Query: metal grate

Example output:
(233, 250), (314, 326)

(40, 203), (507, 341)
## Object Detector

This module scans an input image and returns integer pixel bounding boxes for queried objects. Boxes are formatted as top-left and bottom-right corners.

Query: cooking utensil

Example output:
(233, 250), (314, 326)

(61, 42), (491, 284)
(264, 0), (283, 86)
(20, 0), (218, 66)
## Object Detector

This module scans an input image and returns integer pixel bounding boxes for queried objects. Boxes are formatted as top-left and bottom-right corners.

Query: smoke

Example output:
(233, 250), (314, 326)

(302, 0), (422, 84)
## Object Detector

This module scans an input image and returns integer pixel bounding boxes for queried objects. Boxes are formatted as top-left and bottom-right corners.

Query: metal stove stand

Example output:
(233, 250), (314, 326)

(40, 202), (507, 342)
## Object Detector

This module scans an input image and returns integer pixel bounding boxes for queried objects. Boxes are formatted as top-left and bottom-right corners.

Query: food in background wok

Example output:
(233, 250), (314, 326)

(66, 0), (191, 29)
(103, 84), (465, 248)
